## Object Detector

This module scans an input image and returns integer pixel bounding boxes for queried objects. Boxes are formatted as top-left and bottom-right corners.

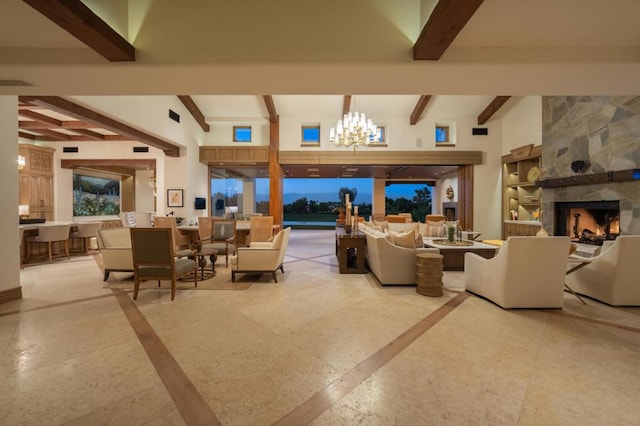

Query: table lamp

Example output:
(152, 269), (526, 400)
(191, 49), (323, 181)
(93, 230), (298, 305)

(18, 204), (30, 218)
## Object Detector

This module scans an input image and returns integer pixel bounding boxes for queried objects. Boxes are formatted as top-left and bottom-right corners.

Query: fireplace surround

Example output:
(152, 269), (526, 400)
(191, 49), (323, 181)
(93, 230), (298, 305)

(554, 201), (620, 244)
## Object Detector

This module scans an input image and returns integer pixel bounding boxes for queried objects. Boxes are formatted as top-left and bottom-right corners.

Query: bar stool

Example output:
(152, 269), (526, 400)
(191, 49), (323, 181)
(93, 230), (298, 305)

(26, 224), (71, 263)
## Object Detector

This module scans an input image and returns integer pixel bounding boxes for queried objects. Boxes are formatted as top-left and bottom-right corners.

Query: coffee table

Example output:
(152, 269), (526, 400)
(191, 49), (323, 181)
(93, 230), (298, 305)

(176, 247), (218, 280)
(423, 238), (497, 271)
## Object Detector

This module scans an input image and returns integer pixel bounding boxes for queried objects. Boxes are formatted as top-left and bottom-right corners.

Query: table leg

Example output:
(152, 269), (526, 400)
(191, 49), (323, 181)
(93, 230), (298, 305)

(565, 262), (589, 305)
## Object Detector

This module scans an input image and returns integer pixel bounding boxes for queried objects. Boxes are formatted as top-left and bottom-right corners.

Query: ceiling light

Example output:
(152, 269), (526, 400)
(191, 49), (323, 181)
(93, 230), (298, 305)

(330, 98), (380, 151)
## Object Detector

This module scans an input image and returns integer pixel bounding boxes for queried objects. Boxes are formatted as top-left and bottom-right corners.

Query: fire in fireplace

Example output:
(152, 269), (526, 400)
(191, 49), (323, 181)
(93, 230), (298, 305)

(554, 201), (620, 245)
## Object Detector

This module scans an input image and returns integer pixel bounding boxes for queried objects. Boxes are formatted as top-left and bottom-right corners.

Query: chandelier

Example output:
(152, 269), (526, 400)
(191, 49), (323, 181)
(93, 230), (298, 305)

(330, 111), (380, 150)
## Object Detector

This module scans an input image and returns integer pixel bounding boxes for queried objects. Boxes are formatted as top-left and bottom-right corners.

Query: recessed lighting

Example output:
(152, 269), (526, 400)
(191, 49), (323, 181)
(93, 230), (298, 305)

(342, 174), (353, 177)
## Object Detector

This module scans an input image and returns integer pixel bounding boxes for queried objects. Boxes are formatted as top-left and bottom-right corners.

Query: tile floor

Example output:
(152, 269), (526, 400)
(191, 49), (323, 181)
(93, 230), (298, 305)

(1, 229), (639, 425)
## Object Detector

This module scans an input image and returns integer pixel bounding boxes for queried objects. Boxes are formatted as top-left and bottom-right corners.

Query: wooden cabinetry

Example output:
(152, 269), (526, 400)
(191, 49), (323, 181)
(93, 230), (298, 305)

(19, 144), (55, 220)
(502, 145), (542, 239)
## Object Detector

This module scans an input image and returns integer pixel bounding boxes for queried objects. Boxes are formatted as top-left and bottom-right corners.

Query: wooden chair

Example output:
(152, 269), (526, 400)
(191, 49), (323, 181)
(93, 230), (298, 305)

(197, 216), (213, 243)
(130, 227), (198, 301)
(202, 218), (236, 267)
(25, 224), (71, 263)
(248, 216), (274, 244)
(153, 217), (190, 251)
(70, 222), (103, 254)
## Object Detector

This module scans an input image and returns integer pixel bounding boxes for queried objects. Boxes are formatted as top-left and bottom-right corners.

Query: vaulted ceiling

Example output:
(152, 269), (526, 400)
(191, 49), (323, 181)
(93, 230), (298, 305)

(2, 0), (639, 178)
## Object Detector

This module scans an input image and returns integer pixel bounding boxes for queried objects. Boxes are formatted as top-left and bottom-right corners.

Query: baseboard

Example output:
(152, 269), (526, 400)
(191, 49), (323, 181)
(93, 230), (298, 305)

(0, 286), (22, 304)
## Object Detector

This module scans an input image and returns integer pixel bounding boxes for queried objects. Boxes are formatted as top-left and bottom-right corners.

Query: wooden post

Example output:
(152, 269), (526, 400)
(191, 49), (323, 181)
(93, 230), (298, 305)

(268, 117), (283, 228)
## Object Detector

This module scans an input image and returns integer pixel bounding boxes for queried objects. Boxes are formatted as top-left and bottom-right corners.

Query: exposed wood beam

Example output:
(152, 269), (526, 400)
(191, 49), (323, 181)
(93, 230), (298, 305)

(413, 0), (485, 60)
(32, 129), (71, 141)
(177, 95), (210, 132)
(263, 95), (278, 123)
(20, 96), (180, 156)
(409, 95), (432, 125)
(19, 119), (95, 130)
(23, 0), (135, 62)
(61, 159), (155, 170)
(18, 131), (37, 140)
(18, 109), (62, 126)
(67, 128), (105, 140)
(477, 96), (511, 125)
(342, 95), (352, 116)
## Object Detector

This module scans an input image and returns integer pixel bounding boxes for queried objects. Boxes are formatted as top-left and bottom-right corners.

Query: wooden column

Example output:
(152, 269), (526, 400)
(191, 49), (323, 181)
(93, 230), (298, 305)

(268, 117), (283, 227)
(458, 165), (474, 230)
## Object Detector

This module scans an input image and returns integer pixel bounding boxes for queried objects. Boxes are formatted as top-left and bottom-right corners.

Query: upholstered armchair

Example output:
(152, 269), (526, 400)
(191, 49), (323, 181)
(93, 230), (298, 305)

(565, 235), (640, 306)
(465, 236), (571, 309)
(130, 227), (198, 301)
(231, 227), (290, 283)
(97, 228), (134, 281)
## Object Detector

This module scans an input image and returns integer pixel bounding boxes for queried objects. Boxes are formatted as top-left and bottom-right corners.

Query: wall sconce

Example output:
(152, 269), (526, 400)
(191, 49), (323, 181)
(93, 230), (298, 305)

(17, 155), (25, 170)
(18, 204), (30, 218)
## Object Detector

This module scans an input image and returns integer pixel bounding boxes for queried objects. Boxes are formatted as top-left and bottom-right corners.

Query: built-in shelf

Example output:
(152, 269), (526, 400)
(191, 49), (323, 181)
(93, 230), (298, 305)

(502, 144), (542, 237)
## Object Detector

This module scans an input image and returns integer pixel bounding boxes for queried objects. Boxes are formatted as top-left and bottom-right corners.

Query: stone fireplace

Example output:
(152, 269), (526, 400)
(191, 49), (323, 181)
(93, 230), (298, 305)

(540, 96), (640, 236)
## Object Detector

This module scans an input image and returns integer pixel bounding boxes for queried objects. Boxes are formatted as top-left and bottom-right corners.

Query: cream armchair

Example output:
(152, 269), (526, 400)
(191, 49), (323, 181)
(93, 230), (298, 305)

(465, 236), (571, 309)
(97, 228), (133, 281)
(566, 235), (640, 306)
(231, 227), (290, 283)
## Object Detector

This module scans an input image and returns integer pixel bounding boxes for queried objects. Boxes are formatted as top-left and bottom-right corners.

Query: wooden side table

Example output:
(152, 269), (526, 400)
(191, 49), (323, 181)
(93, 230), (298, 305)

(335, 228), (366, 274)
(416, 253), (444, 296)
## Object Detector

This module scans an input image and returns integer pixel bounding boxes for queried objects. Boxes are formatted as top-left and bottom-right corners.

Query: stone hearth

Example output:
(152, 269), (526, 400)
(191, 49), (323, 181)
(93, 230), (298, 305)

(540, 96), (640, 235)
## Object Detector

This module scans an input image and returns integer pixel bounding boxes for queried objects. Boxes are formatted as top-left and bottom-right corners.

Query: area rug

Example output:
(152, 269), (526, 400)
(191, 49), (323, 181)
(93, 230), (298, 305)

(104, 267), (270, 291)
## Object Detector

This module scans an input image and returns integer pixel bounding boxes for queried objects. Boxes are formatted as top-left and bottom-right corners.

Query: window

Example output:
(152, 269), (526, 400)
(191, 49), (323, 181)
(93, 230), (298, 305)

(301, 125), (320, 146)
(368, 125), (387, 147)
(435, 122), (455, 147)
(233, 126), (252, 142)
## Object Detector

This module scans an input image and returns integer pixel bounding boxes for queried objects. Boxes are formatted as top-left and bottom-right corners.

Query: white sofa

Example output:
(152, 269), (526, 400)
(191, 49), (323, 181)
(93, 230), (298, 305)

(97, 228), (134, 281)
(359, 223), (439, 285)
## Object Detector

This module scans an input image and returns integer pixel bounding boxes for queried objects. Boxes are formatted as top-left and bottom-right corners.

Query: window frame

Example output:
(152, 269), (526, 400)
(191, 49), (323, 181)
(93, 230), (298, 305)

(233, 126), (252, 143)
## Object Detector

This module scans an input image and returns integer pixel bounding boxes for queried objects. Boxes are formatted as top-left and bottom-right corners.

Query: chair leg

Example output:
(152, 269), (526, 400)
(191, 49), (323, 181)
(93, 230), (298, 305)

(133, 276), (140, 300)
(280, 264), (284, 273)
(104, 270), (110, 281)
(171, 277), (176, 301)
(48, 241), (53, 263)
(232, 271), (236, 282)
(272, 271), (278, 283)
(65, 239), (70, 259)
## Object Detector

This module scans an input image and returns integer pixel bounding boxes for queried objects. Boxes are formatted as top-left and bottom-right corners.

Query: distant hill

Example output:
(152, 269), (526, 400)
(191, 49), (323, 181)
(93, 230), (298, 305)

(257, 192), (373, 204)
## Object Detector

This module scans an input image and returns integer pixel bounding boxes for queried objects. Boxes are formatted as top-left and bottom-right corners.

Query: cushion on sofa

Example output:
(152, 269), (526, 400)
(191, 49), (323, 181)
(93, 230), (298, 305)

(425, 220), (446, 237)
(389, 230), (421, 248)
(388, 222), (419, 233)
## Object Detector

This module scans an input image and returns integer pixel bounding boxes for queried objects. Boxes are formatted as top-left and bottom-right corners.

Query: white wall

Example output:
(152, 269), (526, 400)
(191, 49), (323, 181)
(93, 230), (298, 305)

(501, 96), (542, 154)
(0, 96), (19, 293)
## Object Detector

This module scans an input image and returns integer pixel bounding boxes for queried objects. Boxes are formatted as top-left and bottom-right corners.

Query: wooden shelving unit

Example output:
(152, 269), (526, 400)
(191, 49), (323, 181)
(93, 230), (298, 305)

(502, 144), (542, 239)
(19, 144), (55, 221)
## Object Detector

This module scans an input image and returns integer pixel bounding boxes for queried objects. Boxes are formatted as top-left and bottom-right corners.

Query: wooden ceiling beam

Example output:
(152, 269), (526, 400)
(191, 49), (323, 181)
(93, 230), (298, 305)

(342, 95), (352, 116)
(409, 95), (432, 125)
(263, 95), (278, 123)
(18, 109), (63, 126)
(413, 0), (485, 60)
(67, 128), (105, 140)
(477, 96), (511, 125)
(18, 131), (37, 140)
(61, 159), (156, 170)
(177, 95), (210, 132)
(19, 120), (95, 130)
(20, 96), (180, 156)
(23, 0), (135, 62)
(32, 128), (71, 140)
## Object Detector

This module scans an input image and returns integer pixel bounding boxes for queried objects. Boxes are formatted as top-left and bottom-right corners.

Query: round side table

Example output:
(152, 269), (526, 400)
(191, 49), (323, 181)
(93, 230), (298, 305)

(416, 253), (444, 297)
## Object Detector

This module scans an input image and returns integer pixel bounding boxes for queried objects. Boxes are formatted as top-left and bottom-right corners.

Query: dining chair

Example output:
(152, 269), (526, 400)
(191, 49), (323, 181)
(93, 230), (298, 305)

(248, 216), (274, 244)
(25, 224), (72, 263)
(130, 227), (198, 301)
(202, 218), (237, 267)
(153, 216), (190, 251)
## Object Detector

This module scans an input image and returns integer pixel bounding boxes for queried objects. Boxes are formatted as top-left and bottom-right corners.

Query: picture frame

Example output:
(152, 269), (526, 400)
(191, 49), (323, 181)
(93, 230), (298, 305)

(167, 189), (183, 207)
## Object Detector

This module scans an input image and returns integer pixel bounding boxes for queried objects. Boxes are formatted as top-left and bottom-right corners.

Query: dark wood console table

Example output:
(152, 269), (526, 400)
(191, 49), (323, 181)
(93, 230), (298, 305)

(335, 228), (366, 274)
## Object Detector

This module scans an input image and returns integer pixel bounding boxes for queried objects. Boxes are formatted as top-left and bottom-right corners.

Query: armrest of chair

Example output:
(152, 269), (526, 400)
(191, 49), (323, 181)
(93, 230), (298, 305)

(248, 242), (272, 248)
(235, 247), (279, 269)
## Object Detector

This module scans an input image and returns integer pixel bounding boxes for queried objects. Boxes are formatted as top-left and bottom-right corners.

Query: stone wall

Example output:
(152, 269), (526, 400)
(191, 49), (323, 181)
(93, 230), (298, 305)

(540, 96), (640, 235)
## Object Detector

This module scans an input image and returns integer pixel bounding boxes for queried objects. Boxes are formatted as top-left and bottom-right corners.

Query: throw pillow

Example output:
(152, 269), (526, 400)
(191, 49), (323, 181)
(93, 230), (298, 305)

(414, 231), (424, 248)
(425, 220), (445, 237)
(391, 230), (419, 249)
(374, 220), (389, 230)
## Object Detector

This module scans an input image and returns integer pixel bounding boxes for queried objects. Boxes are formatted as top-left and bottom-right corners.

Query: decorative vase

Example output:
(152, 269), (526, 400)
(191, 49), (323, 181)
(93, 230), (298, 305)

(447, 225), (456, 242)
(338, 211), (345, 220)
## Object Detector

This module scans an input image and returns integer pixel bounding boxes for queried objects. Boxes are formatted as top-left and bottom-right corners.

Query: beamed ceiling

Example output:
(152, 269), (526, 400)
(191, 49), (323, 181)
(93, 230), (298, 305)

(3, 1), (639, 178)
